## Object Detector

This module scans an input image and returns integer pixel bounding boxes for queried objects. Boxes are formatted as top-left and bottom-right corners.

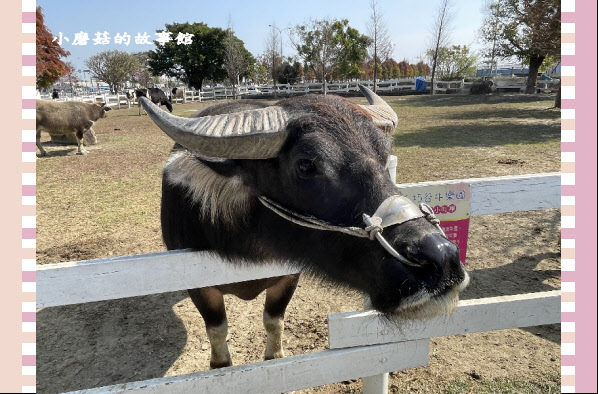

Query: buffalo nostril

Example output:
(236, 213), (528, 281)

(408, 233), (459, 268)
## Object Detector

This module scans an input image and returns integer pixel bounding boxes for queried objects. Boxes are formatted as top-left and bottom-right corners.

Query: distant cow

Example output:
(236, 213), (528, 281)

(470, 80), (494, 95)
(171, 87), (185, 103)
(135, 88), (173, 115)
(125, 89), (136, 104)
(36, 101), (111, 156)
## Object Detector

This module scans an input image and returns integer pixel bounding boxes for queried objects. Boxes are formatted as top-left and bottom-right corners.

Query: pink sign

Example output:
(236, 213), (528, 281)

(398, 182), (471, 264)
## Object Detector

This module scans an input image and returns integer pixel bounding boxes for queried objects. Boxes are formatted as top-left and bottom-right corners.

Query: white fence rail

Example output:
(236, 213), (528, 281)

(65, 292), (559, 394)
(37, 172), (561, 393)
(40, 76), (560, 107)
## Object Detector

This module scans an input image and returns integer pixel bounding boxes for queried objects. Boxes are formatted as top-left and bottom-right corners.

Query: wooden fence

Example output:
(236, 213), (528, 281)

(37, 172), (561, 393)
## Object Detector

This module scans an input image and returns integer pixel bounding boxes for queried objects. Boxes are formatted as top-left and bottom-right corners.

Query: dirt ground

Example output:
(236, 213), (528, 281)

(36, 95), (561, 393)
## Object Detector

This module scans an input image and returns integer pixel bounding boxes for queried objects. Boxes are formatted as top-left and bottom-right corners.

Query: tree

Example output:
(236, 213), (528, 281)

(148, 22), (230, 90)
(428, 0), (455, 94)
(130, 52), (158, 88)
(478, 0), (505, 75)
(265, 24), (284, 97)
(85, 50), (138, 93)
(250, 55), (274, 85)
(382, 58), (401, 79)
(223, 18), (254, 99)
(36, 6), (71, 89)
(414, 61), (432, 77)
(426, 45), (477, 80)
(278, 60), (303, 84)
(366, 0), (394, 91)
(62, 61), (78, 93)
(334, 21), (372, 80)
(397, 60), (414, 78)
(292, 18), (370, 95)
(479, 0), (560, 93)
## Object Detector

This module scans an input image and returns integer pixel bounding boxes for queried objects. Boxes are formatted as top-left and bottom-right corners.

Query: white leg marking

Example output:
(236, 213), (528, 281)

(206, 321), (232, 368)
(263, 311), (285, 360)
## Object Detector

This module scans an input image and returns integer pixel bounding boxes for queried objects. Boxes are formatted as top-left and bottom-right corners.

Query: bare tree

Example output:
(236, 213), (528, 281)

(478, 0), (507, 76)
(428, 0), (455, 94)
(223, 16), (250, 100)
(366, 0), (394, 92)
(85, 50), (139, 94)
(130, 52), (158, 88)
(265, 24), (283, 98)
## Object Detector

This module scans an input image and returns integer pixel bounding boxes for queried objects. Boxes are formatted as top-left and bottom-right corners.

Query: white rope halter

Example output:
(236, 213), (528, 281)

(258, 195), (446, 268)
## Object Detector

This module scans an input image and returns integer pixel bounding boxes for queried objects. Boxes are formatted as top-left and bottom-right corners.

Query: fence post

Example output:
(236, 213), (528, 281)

(387, 155), (397, 184)
(362, 293), (389, 394)
(360, 154), (402, 394)
(363, 373), (389, 394)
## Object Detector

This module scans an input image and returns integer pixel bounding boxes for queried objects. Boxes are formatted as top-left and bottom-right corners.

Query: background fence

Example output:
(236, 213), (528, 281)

(37, 171), (561, 393)
(39, 76), (560, 107)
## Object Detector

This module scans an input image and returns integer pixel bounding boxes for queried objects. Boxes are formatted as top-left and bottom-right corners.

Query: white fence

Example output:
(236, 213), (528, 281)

(37, 172), (561, 393)
(41, 75), (560, 108)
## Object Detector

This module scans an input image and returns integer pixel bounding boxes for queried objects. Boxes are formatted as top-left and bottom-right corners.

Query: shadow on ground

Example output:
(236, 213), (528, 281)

(394, 121), (560, 149)
(392, 93), (557, 108)
(37, 292), (189, 393)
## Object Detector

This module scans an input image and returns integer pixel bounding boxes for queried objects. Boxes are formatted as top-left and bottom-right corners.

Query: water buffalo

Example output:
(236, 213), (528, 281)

(36, 100), (110, 156)
(135, 88), (172, 116)
(139, 86), (469, 368)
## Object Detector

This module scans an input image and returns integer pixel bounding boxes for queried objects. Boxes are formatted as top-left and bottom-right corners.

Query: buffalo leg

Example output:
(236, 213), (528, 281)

(188, 287), (232, 369)
(75, 130), (88, 155)
(36, 129), (48, 156)
(263, 274), (300, 360)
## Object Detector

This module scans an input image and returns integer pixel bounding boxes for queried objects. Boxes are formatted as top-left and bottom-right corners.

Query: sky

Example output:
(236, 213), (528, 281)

(38, 0), (487, 73)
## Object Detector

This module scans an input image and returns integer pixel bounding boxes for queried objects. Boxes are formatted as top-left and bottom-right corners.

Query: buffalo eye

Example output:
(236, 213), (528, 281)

(296, 159), (317, 176)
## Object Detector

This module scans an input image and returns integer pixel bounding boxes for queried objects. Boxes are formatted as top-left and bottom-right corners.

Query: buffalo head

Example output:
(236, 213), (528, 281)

(140, 86), (468, 319)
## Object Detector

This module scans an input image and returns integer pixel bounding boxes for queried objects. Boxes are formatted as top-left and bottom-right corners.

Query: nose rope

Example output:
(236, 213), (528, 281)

(257, 196), (371, 238)
(363, 215), (383, 240)
(419, 203), (447, 237)
(257, 195), (442, 268)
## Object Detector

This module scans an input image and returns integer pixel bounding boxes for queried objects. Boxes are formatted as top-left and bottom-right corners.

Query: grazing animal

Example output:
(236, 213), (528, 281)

(36, 101), (110, 156)
(140, 86), (469, 369)
(470, 80), (494, 95)
(125, 89), (136, 104)
(171, 87), (185, 103)
(135, 88), (173, 116)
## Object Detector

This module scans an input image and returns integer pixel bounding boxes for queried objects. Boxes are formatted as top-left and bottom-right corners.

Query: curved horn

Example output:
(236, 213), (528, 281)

(358, 84), (398, 134)
(140, 97), (290, 159)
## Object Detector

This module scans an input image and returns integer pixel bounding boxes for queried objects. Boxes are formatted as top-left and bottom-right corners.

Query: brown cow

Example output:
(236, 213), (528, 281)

(36, 101), (110, 156)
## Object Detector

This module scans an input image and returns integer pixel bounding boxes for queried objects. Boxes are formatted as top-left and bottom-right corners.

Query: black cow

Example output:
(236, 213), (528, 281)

(139, 86), (469, 369)
(135, 88), (173, 115)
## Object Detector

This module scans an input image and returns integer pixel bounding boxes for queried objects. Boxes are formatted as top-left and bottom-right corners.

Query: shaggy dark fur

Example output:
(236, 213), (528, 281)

(161, 94), (467, 314)
(158, 93), (468, 368)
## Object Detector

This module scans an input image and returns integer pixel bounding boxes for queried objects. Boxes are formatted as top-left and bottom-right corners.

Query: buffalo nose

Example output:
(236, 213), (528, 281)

(407, 232), (460, 268)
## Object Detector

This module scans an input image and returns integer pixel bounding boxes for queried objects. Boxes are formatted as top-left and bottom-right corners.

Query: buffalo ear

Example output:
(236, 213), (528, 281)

(104, 106), (112, 111)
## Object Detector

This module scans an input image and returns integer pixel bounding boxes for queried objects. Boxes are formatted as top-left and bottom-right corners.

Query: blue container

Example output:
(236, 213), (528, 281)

(415, 77), (427, 92)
